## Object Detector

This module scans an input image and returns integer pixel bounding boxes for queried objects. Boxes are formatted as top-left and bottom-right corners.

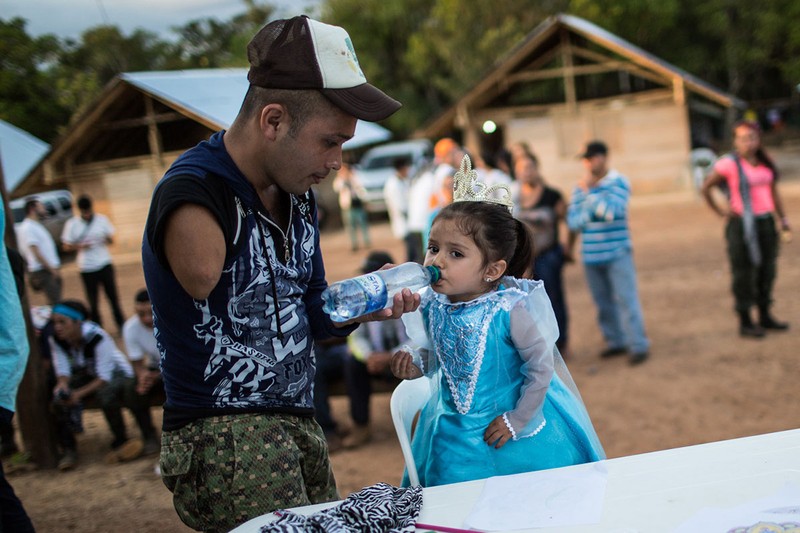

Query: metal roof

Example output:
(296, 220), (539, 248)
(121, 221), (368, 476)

(0, 120), (49, 192)
(556, 14), (746, 109)
(121, 69), (393, 149)
(419, 13), (745, 138)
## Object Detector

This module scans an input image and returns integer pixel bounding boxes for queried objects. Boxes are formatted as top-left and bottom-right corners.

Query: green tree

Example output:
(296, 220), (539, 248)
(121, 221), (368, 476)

(321, 0), (435, 134)
(53, 25), (177, 118)
(1, 2), (277, 141)
(570, 0), (798, 102)
(0, 18), (70, 142)
(322, 0), (566, 133)
(321, 0), (800, 135)
(169, 0), (275, 68)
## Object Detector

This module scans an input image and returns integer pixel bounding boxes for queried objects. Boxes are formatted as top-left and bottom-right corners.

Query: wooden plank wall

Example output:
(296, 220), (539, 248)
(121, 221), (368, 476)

(66, 154), (181, 256)
(505, 96), (692, 196)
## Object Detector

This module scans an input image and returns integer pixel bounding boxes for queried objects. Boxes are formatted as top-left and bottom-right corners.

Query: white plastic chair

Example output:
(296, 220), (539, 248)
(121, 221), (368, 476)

(389, 376), (434, 486)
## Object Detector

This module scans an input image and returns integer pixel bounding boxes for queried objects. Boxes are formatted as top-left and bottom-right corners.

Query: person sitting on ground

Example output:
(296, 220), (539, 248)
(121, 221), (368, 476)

(343, 251), (409, 449)
(312, 336), (353, 452)
(50, 300), (159, 470)
(122, 288), (163, 455)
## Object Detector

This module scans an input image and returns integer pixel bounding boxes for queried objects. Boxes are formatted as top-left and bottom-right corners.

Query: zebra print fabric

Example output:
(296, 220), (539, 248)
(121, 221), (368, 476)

(260, 482), (423, 532)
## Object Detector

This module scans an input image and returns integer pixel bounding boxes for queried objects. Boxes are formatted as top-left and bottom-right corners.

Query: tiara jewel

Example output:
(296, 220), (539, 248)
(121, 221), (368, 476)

(452, 154), (514, 212)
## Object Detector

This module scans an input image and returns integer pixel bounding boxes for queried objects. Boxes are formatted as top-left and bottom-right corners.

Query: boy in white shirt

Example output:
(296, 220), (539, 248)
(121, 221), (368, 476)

(61, 195), (125, 330)
(16, 199), (62, 304)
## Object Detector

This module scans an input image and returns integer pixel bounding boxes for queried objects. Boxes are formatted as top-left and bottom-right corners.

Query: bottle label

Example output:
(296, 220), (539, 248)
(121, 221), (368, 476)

(354, 273), (388, 314)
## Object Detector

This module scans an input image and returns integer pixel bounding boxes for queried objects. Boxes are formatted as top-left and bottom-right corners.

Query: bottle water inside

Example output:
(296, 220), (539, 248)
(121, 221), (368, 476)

(322, 263), (440, 321)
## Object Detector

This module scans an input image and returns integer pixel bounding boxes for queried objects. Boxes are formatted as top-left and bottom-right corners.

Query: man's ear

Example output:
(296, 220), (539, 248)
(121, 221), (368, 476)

(260, 103), (287, 141)
(486, 259), (507, 281)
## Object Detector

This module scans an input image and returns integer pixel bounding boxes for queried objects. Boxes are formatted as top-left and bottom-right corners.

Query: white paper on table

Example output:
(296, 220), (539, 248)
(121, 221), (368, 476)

(463, 463), (608, 531)
(671, 482), (800, 533)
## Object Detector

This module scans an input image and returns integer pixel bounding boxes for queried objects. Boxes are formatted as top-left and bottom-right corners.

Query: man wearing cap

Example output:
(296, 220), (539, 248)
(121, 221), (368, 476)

(566, 141), (650, 365)
(142, 15), (417, 531)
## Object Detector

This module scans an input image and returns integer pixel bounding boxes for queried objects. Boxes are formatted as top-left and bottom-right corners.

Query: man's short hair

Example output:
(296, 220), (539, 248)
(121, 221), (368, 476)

(24, 199), (40, 215)
(393, 157), (411, 171)
(134, 289), (150, 304)
(239, 86), (333, 137)
(76, 194), (92, 211)
(361, 251), (395, 274)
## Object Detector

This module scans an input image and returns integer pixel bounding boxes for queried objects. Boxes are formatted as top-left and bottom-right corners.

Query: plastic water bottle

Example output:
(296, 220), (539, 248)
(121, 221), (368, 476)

(322, 263), (440, 322)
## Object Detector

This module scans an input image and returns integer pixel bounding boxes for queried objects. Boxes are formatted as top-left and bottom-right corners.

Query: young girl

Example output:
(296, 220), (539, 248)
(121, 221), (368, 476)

(391, 156), (605, 487)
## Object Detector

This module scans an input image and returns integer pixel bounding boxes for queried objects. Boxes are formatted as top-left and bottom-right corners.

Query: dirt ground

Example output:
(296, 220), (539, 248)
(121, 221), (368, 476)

(6, 168), (800, 532)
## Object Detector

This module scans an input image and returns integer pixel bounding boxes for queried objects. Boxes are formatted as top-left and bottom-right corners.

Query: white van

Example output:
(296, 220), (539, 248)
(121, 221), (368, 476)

(10, 190), (74, 250)
(352, 139), (433, 212)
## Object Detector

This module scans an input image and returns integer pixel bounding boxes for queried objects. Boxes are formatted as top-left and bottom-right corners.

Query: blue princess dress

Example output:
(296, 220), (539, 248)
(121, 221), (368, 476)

(401, 278), (605, 487)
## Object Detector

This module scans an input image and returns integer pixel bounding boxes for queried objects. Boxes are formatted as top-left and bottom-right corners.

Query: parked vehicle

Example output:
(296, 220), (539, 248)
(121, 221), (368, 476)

(352, 139), (433, 212)
(10, 189), (74, 250)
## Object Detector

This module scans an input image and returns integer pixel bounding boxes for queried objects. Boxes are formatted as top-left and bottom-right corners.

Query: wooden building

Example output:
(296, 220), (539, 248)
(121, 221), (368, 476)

(12, 69), (392, 253)
(418, 14), (746, 194)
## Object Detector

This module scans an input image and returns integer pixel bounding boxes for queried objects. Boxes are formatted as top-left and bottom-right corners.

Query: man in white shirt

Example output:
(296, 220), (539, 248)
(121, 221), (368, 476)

(406, 138), (463, 262)
(122, 289), (162, 456)
(383, 157), (414, 262)
(16, 199), (62, 304)
(50, 300), (158, 469)
(123, 290), (163, 390)
(61, 194), (125, 330)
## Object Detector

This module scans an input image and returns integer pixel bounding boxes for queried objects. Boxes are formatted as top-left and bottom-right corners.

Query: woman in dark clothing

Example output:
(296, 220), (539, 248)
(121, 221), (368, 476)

(513, 152), (570, 355)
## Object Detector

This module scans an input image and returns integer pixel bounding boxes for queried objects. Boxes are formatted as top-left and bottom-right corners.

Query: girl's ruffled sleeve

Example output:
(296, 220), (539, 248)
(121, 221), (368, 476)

(504, 280), (558, 439)
(399, 290), (439, 376)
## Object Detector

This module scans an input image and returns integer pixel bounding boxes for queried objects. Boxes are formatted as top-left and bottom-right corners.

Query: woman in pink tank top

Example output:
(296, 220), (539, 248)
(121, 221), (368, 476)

(701, 120), (791, 338)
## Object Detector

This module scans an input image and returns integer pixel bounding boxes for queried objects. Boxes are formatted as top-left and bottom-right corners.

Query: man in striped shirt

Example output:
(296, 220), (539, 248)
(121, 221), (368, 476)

(566, 141), (649, 365)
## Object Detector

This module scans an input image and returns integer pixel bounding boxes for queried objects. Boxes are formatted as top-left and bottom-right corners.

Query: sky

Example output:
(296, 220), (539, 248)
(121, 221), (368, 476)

(3, 0), (320, 40)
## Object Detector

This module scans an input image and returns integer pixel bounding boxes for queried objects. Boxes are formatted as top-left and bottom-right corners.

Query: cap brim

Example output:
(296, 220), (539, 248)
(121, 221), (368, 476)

(322, 83), (401, 122)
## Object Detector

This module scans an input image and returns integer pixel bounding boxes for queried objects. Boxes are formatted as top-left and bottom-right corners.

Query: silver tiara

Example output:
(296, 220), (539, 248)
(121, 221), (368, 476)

(452, 154), (514, 211)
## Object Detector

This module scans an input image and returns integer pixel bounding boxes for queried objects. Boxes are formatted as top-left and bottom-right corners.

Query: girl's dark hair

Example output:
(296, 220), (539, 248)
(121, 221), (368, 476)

(734, 120), (780, 180)
(433, 201), (534, 278)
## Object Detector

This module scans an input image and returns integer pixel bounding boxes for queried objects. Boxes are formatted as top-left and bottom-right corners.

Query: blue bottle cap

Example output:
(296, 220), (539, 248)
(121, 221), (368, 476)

(425, 265), (440, 283)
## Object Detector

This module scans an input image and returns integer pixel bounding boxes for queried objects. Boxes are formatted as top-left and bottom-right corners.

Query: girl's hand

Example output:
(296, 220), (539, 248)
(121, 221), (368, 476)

(484, 415), (513, 449)
(390, 350), (422, 379)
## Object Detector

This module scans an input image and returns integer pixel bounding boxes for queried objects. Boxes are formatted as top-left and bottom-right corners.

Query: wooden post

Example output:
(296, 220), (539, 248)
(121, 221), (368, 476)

(560, 29), (577, 113)
(0, 155), (60, 469)
(144, 95), (165, 173)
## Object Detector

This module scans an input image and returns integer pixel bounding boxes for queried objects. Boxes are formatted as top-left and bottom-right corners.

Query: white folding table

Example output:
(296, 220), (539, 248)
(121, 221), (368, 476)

(231, 428), (800, 532)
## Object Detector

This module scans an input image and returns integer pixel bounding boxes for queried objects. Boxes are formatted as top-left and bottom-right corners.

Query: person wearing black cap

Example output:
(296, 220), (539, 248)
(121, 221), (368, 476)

(141, 15), (418, 531)
(566, 141), (650, 365)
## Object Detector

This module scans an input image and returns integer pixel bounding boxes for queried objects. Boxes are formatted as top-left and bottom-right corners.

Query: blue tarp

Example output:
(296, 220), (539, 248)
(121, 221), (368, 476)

(0, 120), (49, 193)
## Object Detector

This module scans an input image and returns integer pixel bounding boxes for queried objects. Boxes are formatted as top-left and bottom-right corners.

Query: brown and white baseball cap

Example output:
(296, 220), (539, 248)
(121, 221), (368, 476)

(247, 15), (402, 122)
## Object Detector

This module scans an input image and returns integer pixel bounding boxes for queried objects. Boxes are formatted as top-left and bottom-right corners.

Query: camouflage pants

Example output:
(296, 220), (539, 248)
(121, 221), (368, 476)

(160, 412), (338, 533)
